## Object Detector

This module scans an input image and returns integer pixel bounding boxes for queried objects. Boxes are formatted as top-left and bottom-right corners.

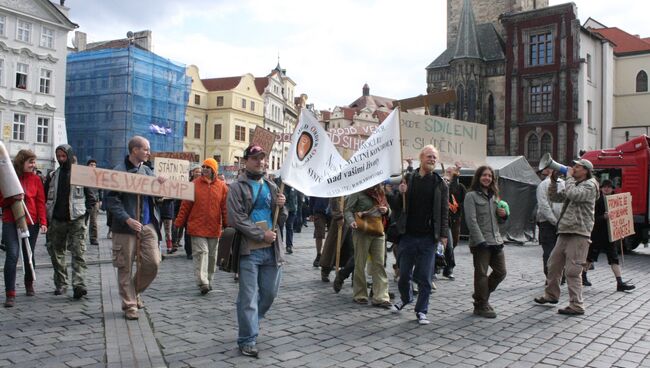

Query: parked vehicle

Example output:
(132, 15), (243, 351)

(581, 135), (650, 251)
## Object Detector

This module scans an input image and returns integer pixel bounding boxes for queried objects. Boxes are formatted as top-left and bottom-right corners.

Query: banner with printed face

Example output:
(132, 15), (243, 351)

(399, 113), (486, 168)
(279, 109), (402, 198)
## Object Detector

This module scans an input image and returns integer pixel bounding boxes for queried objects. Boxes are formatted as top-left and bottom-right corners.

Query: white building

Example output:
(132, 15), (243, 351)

(577, 25), (614, 152)
(0, 0), (76, 170)
(255, 62), (297, 171)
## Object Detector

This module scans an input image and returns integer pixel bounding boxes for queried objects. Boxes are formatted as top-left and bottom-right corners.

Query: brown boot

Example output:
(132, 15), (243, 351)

(25, 280), (35, 296)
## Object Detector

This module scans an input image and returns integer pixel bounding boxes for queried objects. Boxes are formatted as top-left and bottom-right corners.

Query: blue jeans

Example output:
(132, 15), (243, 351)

(3, 223), (40, 292)
(397, 234), (435, 314)
(236, 247), (282, 347)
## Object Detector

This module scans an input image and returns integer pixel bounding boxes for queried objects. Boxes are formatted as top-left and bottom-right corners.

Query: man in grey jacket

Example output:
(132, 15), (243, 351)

(536, 168), (563, 278)
(105, 136), (164, 320)
(534, 159), (599, 315)
(227, 145), (286, 358)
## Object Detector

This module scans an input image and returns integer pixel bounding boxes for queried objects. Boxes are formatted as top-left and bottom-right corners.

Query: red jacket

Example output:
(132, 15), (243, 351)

(174, 176), (228, 238)
(1, 172), (47, 226)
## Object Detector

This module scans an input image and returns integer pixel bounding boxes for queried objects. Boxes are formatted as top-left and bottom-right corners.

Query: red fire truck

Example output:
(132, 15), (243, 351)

(581, 135), (650, 251)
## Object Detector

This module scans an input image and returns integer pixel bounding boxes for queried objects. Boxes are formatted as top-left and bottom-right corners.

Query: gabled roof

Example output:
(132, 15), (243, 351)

(201, 77), (242, 92)
(254, 78), (269, 95)
(42, 0), (78, 29)
(591, 27), (650, 56)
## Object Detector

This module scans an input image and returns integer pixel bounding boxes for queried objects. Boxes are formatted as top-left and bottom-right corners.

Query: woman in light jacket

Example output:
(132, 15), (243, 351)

(464, 165), (508, 319)
(344, 184), (392, 308)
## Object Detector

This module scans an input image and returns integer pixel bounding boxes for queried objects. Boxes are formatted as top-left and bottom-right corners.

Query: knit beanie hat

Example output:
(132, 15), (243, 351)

(202, 158), (219, 175)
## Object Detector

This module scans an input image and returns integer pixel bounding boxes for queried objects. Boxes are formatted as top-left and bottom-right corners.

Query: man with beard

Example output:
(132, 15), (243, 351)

(390, 145), (449, 325)
(45, 144), (96, 299)
(227, 145), (286, 357)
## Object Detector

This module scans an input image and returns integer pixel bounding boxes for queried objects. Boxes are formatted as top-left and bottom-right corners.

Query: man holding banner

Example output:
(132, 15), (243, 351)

(105, 136), (163, 320)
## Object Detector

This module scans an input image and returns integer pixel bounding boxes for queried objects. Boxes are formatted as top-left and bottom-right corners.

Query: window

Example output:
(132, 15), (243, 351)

(249, 128), (255, 144)
(529, 31), (553, 66)
(530, 84), (552, 113)
(16, 20), (31, 43)
(235, 125), (246, 141)
(39, 69), (51, 94)
(40, 27), (54, 48)
(216, 96), (224, 106)
(241, 99), (246, 109)
(213, 155), (221, 164)
(455, 85), (464, 120)
(194, 94), (200, 105)
(487, 94), (495, 130)
(0, 15), (5, 37)
(214, 124), (222, 139)
(636, 71), (648, 92)
(105, 103), (114, 121)
(184, 121), (188, 137)
(15, 63), (27, 89)
(13, 113), (26, 141)
(194, 123), (201, 139)
(527, 134), (540, 161)
(467, 81), (476, 122)
(586, 53), (592, 81)
(37, 117), (49, 143)
(587, 100), (593, 129)
(251, 101), (255, 112)
(541, 133), (552, 154)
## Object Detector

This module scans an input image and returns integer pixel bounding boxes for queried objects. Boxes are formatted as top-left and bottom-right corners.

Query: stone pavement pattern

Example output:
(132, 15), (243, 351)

(1, 213), (650, 367)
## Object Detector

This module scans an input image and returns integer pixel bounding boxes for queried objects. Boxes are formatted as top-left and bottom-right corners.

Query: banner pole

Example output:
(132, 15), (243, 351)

(135, 195), (142, 291)
(273, 183), (284, 231)
(396, 105), (406, 211)
(334, 196), (345, 278)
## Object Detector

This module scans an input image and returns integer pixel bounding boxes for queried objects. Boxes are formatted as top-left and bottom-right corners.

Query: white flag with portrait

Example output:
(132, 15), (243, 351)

(279, 108), (402, 197)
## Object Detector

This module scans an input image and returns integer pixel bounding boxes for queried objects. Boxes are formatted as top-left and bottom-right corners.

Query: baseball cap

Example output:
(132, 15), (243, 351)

(243, 145), (266, 159)
(572, 158), (593, 171)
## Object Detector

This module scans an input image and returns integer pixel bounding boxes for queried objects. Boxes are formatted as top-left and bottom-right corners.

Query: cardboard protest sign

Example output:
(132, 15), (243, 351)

(70, 164), (194, 201)
(605, 192), (635, 242)
(399, 113), (487, 168)
(153, 157), (190, 182)
(251, 126), (276, 155)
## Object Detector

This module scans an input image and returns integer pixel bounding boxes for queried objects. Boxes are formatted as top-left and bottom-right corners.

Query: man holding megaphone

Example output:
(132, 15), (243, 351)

(534, 157), (599, 316)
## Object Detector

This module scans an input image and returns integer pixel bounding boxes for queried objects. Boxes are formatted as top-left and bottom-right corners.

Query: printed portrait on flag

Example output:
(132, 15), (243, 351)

(297, 132), (314, 161)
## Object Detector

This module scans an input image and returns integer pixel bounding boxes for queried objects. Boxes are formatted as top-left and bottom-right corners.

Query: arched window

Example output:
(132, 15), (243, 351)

(455, 85), (465, 120)
(637, 70), (648, 92)
(467, 81), (476, 122)
(541, 133), (552, 154)
(527, 134), (540, 161)
(487, 94), (495, 129)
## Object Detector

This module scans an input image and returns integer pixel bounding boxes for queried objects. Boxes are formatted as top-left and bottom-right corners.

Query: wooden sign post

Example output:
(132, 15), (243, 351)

(70, 164), (194, 201)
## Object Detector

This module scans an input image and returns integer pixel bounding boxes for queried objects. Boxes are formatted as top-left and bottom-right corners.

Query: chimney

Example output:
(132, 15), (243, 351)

(133, 30), (153, 51)
(362, 83), (370, 96)
(74, 31), (86, 51)
(53, 1), (70, 17)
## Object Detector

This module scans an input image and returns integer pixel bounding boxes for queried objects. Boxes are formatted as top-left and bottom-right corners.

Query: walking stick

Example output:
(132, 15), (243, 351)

(334, 197), (345, 277)
(272, 183), (285, 231)
(135, 195), (142, 291)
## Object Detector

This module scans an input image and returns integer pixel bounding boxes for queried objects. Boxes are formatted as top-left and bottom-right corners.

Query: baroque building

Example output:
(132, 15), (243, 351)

(0, 0), (76, 170)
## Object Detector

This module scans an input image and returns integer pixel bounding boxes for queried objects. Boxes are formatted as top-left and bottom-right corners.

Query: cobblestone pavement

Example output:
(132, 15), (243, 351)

(1, 213), (650, 367)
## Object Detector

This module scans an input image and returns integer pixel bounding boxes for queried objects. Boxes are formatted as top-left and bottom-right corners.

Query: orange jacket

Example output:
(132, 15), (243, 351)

(174, 176), (228, 238)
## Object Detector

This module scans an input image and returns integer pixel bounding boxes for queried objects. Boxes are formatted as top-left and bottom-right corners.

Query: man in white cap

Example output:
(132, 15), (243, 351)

(534, 158), (599, 315)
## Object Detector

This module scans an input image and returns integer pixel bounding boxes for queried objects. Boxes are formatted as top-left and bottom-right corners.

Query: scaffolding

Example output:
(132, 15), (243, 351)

(65, 46), (190, 168)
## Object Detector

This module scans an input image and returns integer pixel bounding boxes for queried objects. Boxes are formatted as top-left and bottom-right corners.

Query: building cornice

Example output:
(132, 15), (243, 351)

(0, 41), (59, 63)
(0, 95), (56, 111)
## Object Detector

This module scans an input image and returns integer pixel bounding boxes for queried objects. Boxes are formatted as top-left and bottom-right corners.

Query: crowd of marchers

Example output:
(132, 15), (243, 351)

(0, 138), (635, 359)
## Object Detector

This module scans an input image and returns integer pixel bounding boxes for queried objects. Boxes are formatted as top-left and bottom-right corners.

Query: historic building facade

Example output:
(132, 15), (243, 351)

(183, 66), (264, 165)
(501, 3), (582, 166)
(0, 0), (76, 170)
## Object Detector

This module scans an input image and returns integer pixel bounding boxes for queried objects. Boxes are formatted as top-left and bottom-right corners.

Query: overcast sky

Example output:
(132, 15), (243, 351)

(64, 0), (648, 109)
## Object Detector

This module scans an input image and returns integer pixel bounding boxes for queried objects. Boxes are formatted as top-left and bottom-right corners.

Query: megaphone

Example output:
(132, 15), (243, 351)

(538, 153), (568, 175)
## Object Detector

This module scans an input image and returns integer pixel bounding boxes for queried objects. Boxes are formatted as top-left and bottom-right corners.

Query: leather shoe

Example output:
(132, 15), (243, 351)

(73, 287), (87, 300)
(558, 306), (584, 315)
(534, 296), (558, 305)
(54, 287), (67, 296)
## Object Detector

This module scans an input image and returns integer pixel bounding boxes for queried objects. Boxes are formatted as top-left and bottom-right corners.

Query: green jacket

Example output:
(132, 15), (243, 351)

(464, 190), (506, 247)
(548, 177), (599, 238)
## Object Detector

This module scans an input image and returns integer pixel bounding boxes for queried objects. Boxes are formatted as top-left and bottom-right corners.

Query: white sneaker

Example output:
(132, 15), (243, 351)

(431, 281), (437, 290)
(391, 300), (406, 314)
(417, 312), (430, 325)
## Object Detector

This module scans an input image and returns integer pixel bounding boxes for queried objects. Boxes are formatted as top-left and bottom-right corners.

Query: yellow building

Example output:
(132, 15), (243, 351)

(184, 65), (264, 165)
